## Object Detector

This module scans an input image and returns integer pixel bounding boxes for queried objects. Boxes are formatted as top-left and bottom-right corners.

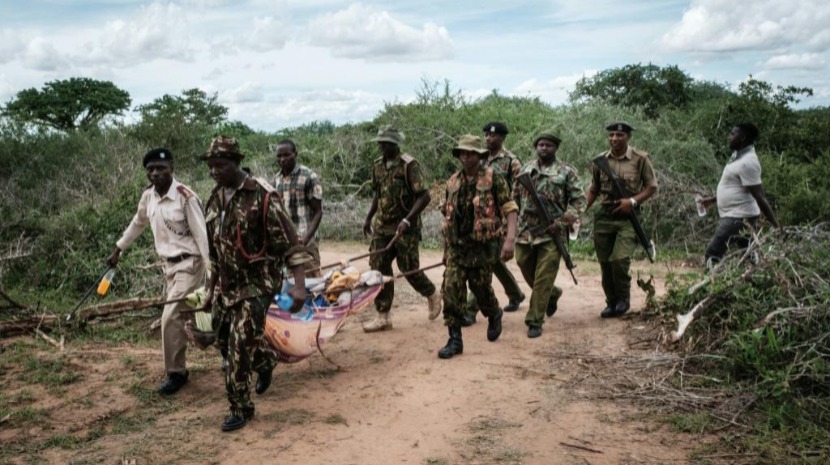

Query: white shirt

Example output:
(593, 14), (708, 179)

(116, 179), (210, 266)
(716, 145), (762, 218)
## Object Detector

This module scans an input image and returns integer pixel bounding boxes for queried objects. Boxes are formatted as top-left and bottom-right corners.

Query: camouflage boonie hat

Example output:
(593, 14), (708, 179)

(371, 125), (405, 145)
(533, 130), (563, 147)
(202, 135), (245, 161)
(451, 134), (488, 158)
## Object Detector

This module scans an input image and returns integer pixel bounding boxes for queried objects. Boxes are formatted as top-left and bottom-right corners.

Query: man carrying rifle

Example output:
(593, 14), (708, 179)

(514, 131), (586, 338)
(586, 122), (657, 318)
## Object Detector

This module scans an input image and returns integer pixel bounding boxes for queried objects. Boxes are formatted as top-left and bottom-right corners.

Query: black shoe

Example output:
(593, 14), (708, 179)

(486, 310), (503, 342)
(221, 413), (251, 432)
(600, 299), (630, 318)
(503, 295), (525, 313)
(438, 326), (463, 359)
(546, 300), (558, 317)
(527, 327), (542, 338)
(158, 370), (188, 395)
(460, 312), (477, 327)
(255, 369), (273, 395)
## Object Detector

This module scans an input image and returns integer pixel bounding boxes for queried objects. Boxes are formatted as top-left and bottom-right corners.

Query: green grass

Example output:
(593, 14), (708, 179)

(323, 412), (348, 425)
(667, 412), (713, 434)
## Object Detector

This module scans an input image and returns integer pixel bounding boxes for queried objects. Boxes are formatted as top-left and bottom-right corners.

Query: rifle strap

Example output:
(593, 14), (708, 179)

(593, 155), (630, 199)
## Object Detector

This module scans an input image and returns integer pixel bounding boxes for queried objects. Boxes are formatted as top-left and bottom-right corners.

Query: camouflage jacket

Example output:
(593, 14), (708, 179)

(442, 167), (518, 267)
(483, 148), (522, 193)
(371, 154), (428, 236)
(514, 158), (587, 245)
(205, 176), (311, 306)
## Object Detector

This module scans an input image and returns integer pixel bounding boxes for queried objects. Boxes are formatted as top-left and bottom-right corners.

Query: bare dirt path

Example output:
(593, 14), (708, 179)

(2, 243), (694, 465)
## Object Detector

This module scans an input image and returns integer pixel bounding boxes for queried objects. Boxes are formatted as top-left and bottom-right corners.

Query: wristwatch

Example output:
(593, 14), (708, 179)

(629, 198), (638, 207)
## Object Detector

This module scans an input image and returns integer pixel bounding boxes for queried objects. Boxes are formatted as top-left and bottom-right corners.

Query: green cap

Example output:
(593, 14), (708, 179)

(371, 125), (405, 145)
(452, 134), (488, 157)
(202, 135), (245, 161)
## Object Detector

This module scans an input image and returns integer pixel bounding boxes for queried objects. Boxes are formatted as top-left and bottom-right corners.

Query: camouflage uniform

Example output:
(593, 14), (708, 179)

(369, 154), (437, 313)
(514, 158), (586, 330)
(442, 167), (518, 327)
(588, 145), (657, 308)
(205, 175), (311, 419)
(464, 147), (525, 317)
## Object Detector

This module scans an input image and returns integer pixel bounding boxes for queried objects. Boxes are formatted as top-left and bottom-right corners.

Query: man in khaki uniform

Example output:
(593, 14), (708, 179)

(108, 148), (209, 395)
(585, 122), (657, 318)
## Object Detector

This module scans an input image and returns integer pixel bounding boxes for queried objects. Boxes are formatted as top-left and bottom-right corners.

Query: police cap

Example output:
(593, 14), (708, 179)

(482, 122), (509, 135)
(605, 121), (634, 133)
(143, 148), (173, 167)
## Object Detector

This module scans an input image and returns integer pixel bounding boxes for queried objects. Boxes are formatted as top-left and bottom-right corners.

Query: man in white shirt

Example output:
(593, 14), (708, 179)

(107, 148), (210, 395)
(699, 123), (781, 268)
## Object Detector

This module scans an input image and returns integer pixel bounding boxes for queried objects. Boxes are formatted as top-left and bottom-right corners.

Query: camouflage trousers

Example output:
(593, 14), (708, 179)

(593, 213), (637, 306)
(463, 238), (524, 316)
(442, 254), (500, 327)
(515, 241), (563, 329)
(212, 296), (278, 418)
(370, 233), (437, 313)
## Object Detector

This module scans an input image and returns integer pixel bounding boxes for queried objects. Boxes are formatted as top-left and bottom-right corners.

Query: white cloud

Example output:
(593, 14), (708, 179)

(0, 30), (24, 64)
(75, 2), (196, 67)
(211, 15), (289, 55)
(22, 38), (67, 71)
(307, 3), (453, 62)
(763, 53), (826, 70)
(513, 71), (597, 105)
(222, 82), (264, 103)
(230, 88), (386, 128)
(662, 0), (830, 53)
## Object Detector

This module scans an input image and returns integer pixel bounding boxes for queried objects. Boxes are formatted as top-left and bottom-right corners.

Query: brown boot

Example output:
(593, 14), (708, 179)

(427, 290), (443, 320)
(363, 311), (393, 332)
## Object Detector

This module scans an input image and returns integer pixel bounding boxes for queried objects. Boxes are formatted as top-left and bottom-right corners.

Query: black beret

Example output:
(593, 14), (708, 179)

(533, 133), (562, 147)
(483, 122), (509, 135)
(605, 121), (634, 133)
(143, 148), (173, 167)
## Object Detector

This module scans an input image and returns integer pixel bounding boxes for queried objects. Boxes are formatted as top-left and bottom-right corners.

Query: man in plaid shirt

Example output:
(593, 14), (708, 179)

(274, 139), (324, 277)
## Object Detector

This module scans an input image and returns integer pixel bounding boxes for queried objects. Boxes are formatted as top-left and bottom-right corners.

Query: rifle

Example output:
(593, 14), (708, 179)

(515, 172), (578, 285)
(593, 155), (656, 263)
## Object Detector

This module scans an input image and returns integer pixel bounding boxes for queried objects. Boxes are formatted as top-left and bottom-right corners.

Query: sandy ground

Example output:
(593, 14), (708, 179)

(2, 243), (695, 465)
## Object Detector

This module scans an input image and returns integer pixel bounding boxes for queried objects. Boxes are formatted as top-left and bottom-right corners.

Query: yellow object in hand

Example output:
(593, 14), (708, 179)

(185, 287), (206, 309)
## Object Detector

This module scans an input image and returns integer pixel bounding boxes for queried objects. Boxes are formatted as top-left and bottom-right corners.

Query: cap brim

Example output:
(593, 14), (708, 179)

(371, 136), (399, 144)
(452, 146), (488, 157)
(202, 152), (245, 161)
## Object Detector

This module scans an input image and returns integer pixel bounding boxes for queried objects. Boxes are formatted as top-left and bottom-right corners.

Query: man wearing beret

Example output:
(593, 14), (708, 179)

(514, 131), (586, 337)
(362, 125), (442, 332)
(438, 134), (518, 358)
(586, 122), (657, 318)
(200, 135), (311, 432)
(461, 122), (525, 326)
(107, 148), (210, 395)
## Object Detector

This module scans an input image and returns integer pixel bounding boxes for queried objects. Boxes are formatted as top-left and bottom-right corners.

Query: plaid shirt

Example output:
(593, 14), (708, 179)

(274, 164), (323, 240)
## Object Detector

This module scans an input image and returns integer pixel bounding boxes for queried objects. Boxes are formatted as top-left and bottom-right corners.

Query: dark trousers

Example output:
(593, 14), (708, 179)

(704, 217), (758, 262)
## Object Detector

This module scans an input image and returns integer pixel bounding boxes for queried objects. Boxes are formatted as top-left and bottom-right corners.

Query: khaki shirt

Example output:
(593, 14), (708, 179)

(116, 179), (210, 268)
(588, 146), (657, 203)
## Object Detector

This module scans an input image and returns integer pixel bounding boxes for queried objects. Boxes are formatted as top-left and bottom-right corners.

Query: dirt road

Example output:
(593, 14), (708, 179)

(2, 243), (692, 465)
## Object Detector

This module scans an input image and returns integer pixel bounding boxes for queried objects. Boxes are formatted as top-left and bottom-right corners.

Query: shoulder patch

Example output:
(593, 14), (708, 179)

(400, 153), (415, 165)
(176, 184), (194, 198)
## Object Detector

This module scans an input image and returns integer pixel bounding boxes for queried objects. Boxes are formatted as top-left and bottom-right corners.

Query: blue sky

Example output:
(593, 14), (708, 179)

(1, 0), (828, 131)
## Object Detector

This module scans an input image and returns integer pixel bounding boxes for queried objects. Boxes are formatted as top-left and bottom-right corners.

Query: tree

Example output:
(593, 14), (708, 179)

(135, 88), (227, 126)
(570, 63), (693, 118)
(2, 78), (131, 132)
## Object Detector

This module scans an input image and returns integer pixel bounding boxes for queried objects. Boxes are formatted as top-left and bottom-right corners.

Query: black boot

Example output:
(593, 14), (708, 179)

(438, 325), (463, 359)
(486, 309), (502, 342)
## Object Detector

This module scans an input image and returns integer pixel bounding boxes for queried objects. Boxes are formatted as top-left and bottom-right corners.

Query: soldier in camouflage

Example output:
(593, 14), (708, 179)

(200, 135), (311, 432)
(514, 131), (586, 338)
(362, 125), (442, 332)
(586, 122), (657, 318)
(462, 122), (526, 326)
(438, 134), (518, 359)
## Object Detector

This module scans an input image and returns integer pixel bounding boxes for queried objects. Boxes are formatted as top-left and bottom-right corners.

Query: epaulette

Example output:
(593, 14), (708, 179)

(630, 147), (650, 158)
(252, 176), (277, 193)
(176, 184), (194, 198)
(400, 153), (415, 164)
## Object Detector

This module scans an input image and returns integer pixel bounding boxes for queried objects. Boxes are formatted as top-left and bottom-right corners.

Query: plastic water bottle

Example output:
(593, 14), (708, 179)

(97, 269), (115, 296)
(274, 294), (313, 321)
(694, 194), (707, 217)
